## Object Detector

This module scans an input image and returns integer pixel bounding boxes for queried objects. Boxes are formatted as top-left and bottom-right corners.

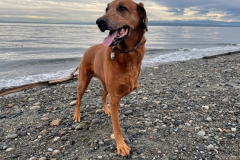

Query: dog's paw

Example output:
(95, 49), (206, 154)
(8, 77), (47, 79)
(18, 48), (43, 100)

(104, 108), (111, 116)
(73, 113), (81, 122)
(117, 143), (131, 156)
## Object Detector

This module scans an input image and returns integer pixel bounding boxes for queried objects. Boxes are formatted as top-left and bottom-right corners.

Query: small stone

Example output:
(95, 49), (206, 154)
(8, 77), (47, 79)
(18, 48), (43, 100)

(92, 118), (101, 125)
(222, 97), (229, 103)
(8, 104), (13, 107)
(76, 123), (85, 130)
(224, 129), (231, 133)
(207, 144), (214, 151)
(202, 105), (209, 110)
(6, 134), (18, 139)
(30, 106), (41, 110)
(70, 100), (77, 106)
(39, 129), (48, 135)
(48, 148), (53, 152)
(3, 146), (7, 150)
(96, 109), (102, 113)
(138, 91), (143, 95)
(161, 104), (168, 109)
(97, 156), (103, 159)
(217, 128), (223, 132)
(110, 134), (115, 139)
(53, 137), (60, 142)
(136, 149), (143, 154)
(125, 110), (133, 115)
(142, 97), (148, 100)
(19, 131), (27, 136)
(154, 66), (158, 70)
(41, 117), (50, 121)
(29, 157), (37, 160)
(33, 102), (41, 106)
(197, 130), (205, 137)
(154, 90), (160, 94)
(52, 150), (61, 156)
(50, 119), (62, 126)
(6, 148), (14, 152)
(145, 121), (152, 127)
(39, 157), (47, 160)
(231, 128), (236, 132)
(206, 117), (212, 122)
(125, 100), (131, 104)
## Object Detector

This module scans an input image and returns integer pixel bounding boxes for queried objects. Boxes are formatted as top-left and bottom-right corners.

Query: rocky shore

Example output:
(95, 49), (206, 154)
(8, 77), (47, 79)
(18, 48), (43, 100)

(0, 54), (240, 160)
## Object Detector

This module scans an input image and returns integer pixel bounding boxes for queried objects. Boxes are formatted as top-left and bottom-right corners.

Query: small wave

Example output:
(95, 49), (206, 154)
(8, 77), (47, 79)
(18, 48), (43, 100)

(0, 68), (77, 89)
(143, 45), (240, 67)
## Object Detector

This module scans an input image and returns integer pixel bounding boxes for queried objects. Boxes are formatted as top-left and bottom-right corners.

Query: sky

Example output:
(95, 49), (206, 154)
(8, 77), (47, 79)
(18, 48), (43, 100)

(1, 0), (240, 23)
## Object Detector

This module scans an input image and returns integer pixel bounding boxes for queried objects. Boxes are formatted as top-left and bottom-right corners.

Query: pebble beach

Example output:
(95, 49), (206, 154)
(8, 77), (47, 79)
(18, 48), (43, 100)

(0, 53), (240, 160)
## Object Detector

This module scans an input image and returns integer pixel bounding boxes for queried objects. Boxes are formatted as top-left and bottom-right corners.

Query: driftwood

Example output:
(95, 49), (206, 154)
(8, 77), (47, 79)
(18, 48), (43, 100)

(202, 50), (240, 59)
(0, 67), (79, 97)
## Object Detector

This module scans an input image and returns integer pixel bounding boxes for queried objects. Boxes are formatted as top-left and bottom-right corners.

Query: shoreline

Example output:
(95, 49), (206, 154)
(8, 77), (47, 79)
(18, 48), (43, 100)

(1, 50), (240, 97)
(0, 53), (240, 159)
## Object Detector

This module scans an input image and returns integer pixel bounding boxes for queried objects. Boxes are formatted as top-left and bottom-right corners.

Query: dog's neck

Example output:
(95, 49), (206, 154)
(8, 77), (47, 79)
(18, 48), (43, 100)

(115, 28), (146, 53)
(113, 37), (144, 53)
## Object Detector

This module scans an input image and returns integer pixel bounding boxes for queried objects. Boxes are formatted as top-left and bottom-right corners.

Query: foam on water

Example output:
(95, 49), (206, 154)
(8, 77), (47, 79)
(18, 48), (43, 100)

(143, 44), (240, 67)
(0, 69), (75, 89)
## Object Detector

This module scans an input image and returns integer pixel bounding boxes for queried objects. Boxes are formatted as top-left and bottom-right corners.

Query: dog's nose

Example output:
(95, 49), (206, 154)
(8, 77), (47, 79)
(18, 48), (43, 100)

(96, 17), (107, 26)
(96, 17), (108, 31)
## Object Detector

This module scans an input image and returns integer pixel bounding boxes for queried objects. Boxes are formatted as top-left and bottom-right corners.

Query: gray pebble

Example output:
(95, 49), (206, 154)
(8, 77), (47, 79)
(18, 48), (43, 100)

(92, 118), (101, 125)
(3, 146), (7, 150)
(6, 148), (14, 152)
(6, 134), (18, 139)
(48, 148), (53, 152)
(76, 123), (85, 130)
(206, 144), (214, 151)
(197, 130), (205, 137)
(125, 110), (133, 115)
(154, 90), (161, 94)
(29, 157), (37, 160)
(97, 155), (103, 159)
(206, 117), (212, 122)
(144, 121), (152, 127)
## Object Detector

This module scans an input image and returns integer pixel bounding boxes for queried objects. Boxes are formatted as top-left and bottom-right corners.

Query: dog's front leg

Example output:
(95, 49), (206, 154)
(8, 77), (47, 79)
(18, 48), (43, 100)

(109, 95), (130, 156)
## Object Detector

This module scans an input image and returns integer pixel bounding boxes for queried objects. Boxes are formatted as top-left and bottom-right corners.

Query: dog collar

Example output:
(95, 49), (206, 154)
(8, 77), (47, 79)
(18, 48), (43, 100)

(114, 37), (144, 54)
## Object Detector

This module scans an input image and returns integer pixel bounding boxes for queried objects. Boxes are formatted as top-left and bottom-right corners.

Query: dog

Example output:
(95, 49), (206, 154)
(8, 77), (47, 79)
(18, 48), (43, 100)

(73, 0), (147, 156)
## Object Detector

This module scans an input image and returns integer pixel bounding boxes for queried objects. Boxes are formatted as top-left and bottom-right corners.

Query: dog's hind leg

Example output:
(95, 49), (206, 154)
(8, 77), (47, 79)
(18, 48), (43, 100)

(102, 87), (111, 116)
(73, 69), (92, 122)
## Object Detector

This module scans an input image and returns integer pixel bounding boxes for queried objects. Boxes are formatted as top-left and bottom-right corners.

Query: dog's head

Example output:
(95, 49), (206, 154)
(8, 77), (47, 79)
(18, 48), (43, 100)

(96, 0), (148, 47)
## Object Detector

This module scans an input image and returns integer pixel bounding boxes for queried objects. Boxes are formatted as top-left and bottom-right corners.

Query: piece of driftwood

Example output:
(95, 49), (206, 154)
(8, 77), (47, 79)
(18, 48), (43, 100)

(0, 67), (79, 96)
(202, 50), (240, 59)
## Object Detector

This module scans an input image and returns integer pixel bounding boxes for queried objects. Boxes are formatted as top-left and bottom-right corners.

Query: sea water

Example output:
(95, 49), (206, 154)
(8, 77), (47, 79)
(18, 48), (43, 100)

(0, 23), (240, 89)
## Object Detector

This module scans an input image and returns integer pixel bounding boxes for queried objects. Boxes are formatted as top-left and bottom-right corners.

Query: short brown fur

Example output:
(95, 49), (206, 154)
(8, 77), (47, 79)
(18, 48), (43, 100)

(73, 0), (147, 156)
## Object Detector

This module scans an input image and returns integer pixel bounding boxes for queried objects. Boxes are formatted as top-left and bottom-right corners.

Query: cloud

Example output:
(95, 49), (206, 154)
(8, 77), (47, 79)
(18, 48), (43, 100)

(151, 0), (240, 22)
(0, 0), (240, 22)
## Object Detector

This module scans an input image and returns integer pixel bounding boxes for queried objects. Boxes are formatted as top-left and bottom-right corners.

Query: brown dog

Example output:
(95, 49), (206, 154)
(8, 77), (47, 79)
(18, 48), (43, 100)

(73, 0), (147, 156)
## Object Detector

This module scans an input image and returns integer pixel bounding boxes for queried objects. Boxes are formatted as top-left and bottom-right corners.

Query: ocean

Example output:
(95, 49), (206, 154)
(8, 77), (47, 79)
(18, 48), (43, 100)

(1, 23), (240, 89)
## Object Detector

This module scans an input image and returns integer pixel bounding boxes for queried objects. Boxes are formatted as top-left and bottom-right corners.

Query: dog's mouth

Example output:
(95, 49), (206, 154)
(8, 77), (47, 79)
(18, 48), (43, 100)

(103, 25), (130, 47)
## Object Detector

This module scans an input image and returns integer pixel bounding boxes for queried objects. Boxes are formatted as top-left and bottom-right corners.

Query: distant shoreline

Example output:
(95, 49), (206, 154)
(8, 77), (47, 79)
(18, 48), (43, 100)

(1, 21), (240, 27)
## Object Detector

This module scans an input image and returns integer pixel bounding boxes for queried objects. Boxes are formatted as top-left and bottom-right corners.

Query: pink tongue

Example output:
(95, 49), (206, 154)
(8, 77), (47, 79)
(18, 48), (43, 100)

(103, 31), (118, 47)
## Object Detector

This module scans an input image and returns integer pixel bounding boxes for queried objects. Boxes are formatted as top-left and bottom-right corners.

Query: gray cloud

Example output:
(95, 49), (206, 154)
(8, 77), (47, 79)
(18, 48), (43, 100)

(151, 0), (240, 21)
(0, 0), (240, 22)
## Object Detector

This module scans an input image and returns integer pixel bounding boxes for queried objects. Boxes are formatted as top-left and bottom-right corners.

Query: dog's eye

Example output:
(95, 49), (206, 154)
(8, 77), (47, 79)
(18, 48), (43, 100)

(118, 5), (127, 12)
(105, 8), (109, 13)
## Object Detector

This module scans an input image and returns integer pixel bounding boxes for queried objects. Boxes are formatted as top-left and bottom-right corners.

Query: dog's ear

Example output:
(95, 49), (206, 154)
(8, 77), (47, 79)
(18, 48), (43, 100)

(137, 2), (148, 31)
